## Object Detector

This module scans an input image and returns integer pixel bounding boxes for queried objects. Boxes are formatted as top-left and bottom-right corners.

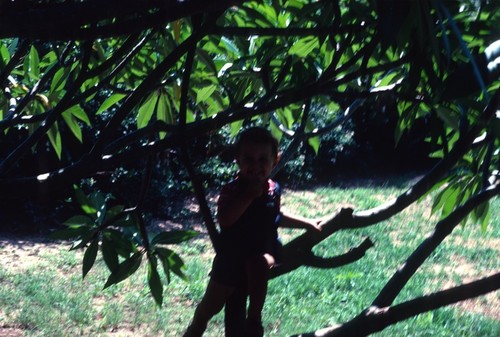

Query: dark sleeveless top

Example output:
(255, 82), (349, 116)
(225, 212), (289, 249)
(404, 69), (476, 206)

(217, 177), (281, 259)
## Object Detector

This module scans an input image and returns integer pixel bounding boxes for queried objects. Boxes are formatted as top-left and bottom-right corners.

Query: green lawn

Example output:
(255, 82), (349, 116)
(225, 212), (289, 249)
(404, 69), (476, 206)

(0, 182), (498, 337)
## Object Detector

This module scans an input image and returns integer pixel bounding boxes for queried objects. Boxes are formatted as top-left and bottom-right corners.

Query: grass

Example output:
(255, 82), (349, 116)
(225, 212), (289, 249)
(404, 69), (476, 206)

(0, 180), (498, 336)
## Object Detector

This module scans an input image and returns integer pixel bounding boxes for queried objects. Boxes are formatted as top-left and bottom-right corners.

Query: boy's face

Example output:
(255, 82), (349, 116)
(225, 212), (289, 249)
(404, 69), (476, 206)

(236, 141), (278, 183)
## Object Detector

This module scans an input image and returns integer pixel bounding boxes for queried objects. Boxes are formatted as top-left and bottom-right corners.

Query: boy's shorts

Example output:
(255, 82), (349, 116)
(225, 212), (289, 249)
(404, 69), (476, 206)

(210, 254), (246, 287)
(209, 244), (283, 287)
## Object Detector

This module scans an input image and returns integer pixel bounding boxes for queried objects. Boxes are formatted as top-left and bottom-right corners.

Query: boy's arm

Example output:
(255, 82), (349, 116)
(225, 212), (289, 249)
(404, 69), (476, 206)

(217, 192), (254, 228)
(279, 211), (322, 232)
(217, 180), (267, 228)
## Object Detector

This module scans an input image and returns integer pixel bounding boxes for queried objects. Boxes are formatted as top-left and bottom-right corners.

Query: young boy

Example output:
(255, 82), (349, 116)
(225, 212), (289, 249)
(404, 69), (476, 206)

(184, 127), (321, 337)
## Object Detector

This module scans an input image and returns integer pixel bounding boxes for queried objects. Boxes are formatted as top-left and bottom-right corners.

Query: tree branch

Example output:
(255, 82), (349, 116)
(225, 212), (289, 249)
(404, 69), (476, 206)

(293, 272), (500, 337)
(0, 0), (249, 40)
(371, 182), (500, 307)
(271, 237), (374, 278)
(0, 41), (95, 175)
(209, 24), (364, 37)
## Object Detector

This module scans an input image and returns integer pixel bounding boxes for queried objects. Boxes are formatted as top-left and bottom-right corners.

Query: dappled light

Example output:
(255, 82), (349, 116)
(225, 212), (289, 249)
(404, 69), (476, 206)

(0, 1), (499, 336)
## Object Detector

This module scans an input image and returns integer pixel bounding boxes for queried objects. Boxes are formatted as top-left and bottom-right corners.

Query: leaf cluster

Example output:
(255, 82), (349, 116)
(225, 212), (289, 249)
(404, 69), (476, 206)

(1, 0), (499, 317)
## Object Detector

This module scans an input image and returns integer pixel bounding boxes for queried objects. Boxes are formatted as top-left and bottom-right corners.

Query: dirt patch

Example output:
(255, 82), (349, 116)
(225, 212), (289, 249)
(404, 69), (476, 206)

(0, 235), (71, 273)
(0, 327), (23, 337)
(428, 256), (500, 321)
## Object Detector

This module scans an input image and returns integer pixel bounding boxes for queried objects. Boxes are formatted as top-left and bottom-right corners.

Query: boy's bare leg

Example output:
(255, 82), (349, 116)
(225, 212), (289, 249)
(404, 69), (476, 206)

(184, 279), (235, 337)
(225, 284), (247, 337)
(245, 253), (274, 334)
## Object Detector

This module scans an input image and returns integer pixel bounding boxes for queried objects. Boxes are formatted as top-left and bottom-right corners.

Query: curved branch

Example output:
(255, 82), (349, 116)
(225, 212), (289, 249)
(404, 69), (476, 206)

(302, 238), (374, 269)
(89, 23), (207, 157)
(371, 182), (500, 307)
(293, 272), (500, 337)
(136, 155), (154, 254)
(0, 41), (95, 175)
(210, 24), (365, 38)
(271, 237), (374, 278)
(0, 39), (30, 87)
(2, 72), (497, 201)
(0, 0), (248, 40)
(352, 89), (499, 227)
(270, 99), (311, 176)
(267, 89), (499, 277)
(177, 21), (220, 252)
(4, 53), (62, 126)
(180, 147), (221, 253)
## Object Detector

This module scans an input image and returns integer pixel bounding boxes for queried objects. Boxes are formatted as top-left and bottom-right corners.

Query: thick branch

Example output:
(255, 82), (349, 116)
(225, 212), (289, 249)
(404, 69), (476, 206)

(210, 24), (364, 37)
(180, 148), (220, 253)
(293, 272), (500, 337)
(271, 237), (374, 278)
(265, 90), (498, 276)
(352, 89), (499, 227)
(88, 22), (208, 157)
(0, 59), (402, 193)
(0, 0), (248, 40)
(372, 182), (500, 307)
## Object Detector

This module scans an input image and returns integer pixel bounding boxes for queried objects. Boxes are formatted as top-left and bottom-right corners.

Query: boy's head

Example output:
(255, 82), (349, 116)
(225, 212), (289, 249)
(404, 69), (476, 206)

(234, 127), (279, 182)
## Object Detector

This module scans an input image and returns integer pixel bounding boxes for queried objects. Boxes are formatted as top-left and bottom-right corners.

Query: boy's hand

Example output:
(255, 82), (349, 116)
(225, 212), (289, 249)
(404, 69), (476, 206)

(242, 178), (267, 199)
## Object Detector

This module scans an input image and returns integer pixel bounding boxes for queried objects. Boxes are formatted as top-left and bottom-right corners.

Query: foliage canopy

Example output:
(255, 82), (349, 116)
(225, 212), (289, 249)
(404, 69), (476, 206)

(0, 0), (499, 335)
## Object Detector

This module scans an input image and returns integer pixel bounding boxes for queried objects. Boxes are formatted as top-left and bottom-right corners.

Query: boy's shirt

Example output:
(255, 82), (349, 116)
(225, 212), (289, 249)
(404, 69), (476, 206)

(217, 177), (281, 258)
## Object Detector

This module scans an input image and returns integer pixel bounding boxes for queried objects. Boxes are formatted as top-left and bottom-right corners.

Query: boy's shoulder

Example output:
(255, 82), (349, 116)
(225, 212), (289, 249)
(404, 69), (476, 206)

(221, 177), (281, 195)
(268, 179), (281, 196)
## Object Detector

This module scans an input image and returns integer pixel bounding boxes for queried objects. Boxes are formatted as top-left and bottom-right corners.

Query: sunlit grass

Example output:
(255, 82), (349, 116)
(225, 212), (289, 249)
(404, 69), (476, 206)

(0, 181), (498, 336)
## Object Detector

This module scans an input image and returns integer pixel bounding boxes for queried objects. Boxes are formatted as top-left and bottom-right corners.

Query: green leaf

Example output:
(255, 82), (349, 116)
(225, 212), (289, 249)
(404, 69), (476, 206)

(220, 36), (241, 57)
(137, 92), (158, 128)
(70, 231), (95, 250)
(102, 205), (125, 226)
(307, 136), (320, 155)
(156, 247), (187, 281)
(50, 67), (68, 92)
(73, 185), (98, 217)
(473, 201), (490, 232)
(148, 257), (164, 306)
(230, 120), (244, 137)
(97, 93), (127, 114)
(0, 43), (10, 66)
(101, 235), (119, 272)
(196, 84), (217, 104)
(62, 110), (83, 142)
(441, 186), (459, 217)
(196, 48), (217, 73)
(150, 230), (198, 246)
(289, 37), (319, 58)
(49, 226), (88, 240)
(276, 107), (294, 129)
(89, 191), (107, 225)
(104, 229), (137, 257)
(29, 46), (40, 80)
(156, 91), (172, 139)
(64, 215), (94, 227)
(47, 123), (62, 160)
(104, 252), (143, 289)
(82, 239), (99, 279)
(436, 106), (459, 130)
(68, 105), (91, 126)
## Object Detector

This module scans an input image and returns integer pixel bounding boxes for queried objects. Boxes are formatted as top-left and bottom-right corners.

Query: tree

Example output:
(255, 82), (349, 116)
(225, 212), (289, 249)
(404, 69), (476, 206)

(0, 1), (499, 336)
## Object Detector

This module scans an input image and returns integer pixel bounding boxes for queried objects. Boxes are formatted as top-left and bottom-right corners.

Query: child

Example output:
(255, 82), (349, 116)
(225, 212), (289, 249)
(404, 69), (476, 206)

(184, 127), (321, 337)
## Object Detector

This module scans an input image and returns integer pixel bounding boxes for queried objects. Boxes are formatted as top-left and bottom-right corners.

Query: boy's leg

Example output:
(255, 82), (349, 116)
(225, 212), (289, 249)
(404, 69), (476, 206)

(184, 278), (235, 337)
(224, 283), (247, 337)
(244, 253), (274, 335)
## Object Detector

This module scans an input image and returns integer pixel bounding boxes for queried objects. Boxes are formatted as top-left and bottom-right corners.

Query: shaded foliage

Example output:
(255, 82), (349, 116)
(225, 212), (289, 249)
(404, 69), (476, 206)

(0, 0), (499, 335)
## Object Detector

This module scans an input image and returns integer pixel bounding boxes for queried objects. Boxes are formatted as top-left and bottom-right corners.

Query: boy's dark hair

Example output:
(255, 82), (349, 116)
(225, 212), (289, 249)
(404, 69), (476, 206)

(235, 127), (279, 157)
